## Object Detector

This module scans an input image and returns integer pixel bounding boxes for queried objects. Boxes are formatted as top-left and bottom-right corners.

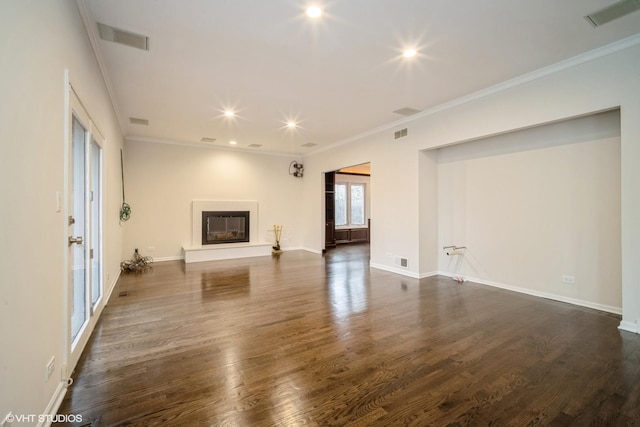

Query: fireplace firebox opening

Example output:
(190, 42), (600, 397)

(202, 211), (250, 245)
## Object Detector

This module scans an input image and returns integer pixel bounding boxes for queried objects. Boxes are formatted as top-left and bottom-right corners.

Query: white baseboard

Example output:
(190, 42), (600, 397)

(618, 320), (639, 334)
(152, 255), (184, 262)
(104, 269), (121, 305)
(38, 381), (68, 427)
(370, 262), (420, 278)
(437, 271), (622, 315)
(280, 246), (304, 253)
(302, 247), (323, 255)
(419, 271), (440, 279)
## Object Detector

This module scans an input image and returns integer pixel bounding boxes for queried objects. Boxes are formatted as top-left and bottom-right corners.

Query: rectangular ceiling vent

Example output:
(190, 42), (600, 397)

(129, 117), (149, 126)
(98, 23), (149, 51)
(394, 128), (408, 140)
(585, 0), (640, 27)
(393, 107), (421, 116)
(301, 143), (317, 148)
(201, 137), (217, 143)
(248, 144), (263, 148)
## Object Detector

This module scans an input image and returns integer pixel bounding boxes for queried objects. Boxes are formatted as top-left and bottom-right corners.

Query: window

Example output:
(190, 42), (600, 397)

(335, 182), (366, 227)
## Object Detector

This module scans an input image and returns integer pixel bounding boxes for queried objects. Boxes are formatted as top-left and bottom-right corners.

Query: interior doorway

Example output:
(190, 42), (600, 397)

(324, 162), (371, 252)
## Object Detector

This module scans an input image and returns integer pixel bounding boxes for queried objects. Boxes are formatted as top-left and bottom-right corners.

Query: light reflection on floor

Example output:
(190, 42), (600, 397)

(325, 244), (370, 319)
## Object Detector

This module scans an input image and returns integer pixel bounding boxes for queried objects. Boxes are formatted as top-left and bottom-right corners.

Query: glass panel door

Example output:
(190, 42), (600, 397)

(70, 116), (88, 343)
(66, 81), (106, 373)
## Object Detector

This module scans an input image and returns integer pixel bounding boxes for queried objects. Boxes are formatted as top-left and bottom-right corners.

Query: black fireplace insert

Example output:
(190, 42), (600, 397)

(202, 211), (250, 245)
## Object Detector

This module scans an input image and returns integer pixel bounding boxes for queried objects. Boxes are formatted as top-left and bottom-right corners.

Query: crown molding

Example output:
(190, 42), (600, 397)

(126, 135), (302, 159)
(307, 33), (640, 157)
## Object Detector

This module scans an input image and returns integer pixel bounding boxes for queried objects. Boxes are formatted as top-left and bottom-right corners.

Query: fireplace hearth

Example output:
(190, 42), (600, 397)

(202, 211), (250, 245)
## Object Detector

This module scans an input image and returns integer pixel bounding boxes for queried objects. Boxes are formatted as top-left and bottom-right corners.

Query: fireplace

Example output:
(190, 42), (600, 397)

(185, 201), (270, 263)
(202, 211), (250, 245)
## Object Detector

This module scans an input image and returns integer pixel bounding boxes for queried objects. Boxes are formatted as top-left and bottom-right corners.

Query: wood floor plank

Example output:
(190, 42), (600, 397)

(56, 246), (640, 426)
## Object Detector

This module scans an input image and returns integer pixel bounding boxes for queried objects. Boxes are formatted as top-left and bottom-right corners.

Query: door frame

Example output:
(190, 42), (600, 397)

(89, 128), (105, 319)
(63, 72), (106, 376)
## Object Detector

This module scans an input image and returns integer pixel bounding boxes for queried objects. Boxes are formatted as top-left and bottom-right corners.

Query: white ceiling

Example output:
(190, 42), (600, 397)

(80, 0), (640, 156)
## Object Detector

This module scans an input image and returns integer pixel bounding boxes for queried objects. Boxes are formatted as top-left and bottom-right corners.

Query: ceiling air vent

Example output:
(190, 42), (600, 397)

(394, 128), (408, 140)
(393, 107), (421, 116)
(129, 117), (149, 126)
(248, 144), (262, 148)
(201, 137), (216, 143)
(585, 0), (640, 27)
(301, 143), (317, 148)
(98, 23), (149, 51)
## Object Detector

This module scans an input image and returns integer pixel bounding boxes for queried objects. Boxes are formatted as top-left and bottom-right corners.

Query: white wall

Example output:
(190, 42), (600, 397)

(0, 1), (124, 422)
(123, 139), (304, 259)
(302, 37), (640, 330)
(418, 150), (439, 275)
(437, 111), (621, 312)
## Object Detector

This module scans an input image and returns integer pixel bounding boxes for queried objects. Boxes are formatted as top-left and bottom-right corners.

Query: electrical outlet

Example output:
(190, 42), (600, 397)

(562, 275), (576, 284)
(46, 356), (55, 381)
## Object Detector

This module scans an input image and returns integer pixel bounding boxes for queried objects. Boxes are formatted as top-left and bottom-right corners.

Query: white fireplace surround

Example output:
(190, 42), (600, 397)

(182, 200), (271, 263)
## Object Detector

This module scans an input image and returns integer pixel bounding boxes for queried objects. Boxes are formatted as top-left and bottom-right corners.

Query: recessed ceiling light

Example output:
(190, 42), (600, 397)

(287, 121), (297, 129)
(229, 140), (237, 145)
(403, 48), (417, 58)
(224, 110), (235, 118)
(306, 5), (323, 18)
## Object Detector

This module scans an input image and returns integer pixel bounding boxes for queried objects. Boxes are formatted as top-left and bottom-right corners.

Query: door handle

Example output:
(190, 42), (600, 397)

(68, 236), (83, 246)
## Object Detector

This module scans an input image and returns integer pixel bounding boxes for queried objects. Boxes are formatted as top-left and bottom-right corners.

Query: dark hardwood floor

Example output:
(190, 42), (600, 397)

(57, 244), (640, 426)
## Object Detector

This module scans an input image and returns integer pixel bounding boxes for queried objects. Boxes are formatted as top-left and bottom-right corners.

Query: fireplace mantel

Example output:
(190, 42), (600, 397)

(182, 200), (271, 263)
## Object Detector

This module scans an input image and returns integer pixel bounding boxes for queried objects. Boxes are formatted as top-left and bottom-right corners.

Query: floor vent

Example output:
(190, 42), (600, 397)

(585, 0), (640, 27)
(394, 256), (408, 268)
(118, 291), (129, 297)
(76, 417), (101, 427)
